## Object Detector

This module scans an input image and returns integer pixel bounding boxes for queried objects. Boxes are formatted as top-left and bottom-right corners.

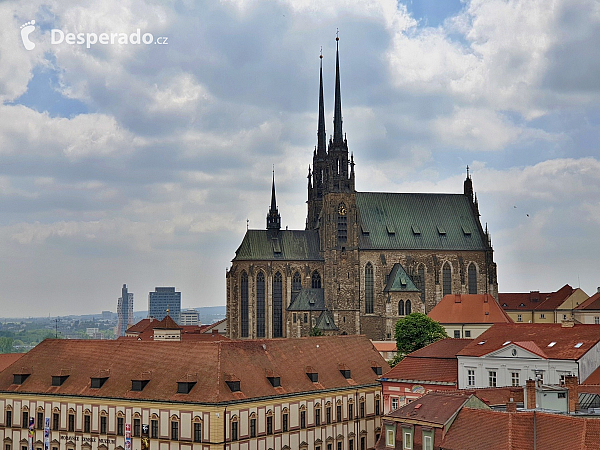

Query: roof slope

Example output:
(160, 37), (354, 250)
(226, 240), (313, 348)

(457, 323), (600, 360)
(408, 338), (473, 358)
(355, 192), (487, 251)
(0, 353), (24, 373)
(386, 391), (475, 425)
(0, 335), (388, 404)
(234, 230), (322, 261)
(499, 284), (573, 311)
(576, 292), (600, 310)
(428, 294), (513, 324)
(287, 288), (325, 311)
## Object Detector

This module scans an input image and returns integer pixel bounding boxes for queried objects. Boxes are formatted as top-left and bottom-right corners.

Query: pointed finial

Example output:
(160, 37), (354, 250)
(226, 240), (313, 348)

(317, 47), (327, 154)
(466, 165), (470, 178)
(336, 28), (339, 41)
(320, 46), (323, 59)
(333, 31), (343, 144)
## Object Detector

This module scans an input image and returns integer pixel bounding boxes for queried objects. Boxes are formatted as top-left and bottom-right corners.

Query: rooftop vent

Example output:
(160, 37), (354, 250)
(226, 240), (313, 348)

(361, 225), (369, 236)
(437, 225), (446, 235)
(411, 225), (421, 235)
(461, 225), (471, 236)
(386, 225), (395, 235)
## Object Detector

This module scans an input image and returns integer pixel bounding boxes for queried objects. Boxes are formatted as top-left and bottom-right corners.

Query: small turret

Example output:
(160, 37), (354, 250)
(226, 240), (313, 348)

(266, 170), (281, 232)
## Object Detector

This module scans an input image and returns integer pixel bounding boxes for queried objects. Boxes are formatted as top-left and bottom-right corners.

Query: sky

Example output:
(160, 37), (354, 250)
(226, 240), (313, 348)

(0, 0), (599, 318)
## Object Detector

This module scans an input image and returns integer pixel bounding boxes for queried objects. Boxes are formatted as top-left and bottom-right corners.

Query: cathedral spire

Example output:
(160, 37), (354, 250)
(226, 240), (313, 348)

(267, 169), (281, 231)
(317, 49), (326, 155)
(333, 31), (343, 145)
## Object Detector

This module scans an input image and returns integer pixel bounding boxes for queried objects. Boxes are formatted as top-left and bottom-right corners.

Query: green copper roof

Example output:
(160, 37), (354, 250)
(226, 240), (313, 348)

(287, 288), (325, 311)
(356, 192), (487, 251)
(384, 263), (420, 293)
(234, 230), (322, 261)
(315, 310), (338, 331)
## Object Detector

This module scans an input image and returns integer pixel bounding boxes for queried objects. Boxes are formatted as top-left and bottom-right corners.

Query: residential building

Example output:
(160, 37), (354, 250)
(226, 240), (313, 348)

(574, 288), (600, 324)
(148, 287), (181, 323)
(123, 316), (228, 342)
(226, 40), (498, 341)
(371, 342), (397, 363)
(428, 293), (513, 339)
(380, 339), (472, 412)
(499, 284), (588, 324)
(180, 309), (200, 326)
(116, 284), (133, 337)
(0, 335), (388, 450)
(456, 323), (600, 389)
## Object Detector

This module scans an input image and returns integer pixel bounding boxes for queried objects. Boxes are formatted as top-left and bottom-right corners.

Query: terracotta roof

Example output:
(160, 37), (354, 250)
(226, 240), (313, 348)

(442, 408), (600, 450)
(582, 365), (600, 385)
(408, 338), (472, 358)
(575, 293), (600, 310)
(125, 318), (156, 334)
(0, 353), (24, 373)
(371, 341), (397, 352)
(152, 314), (181, 329)
(457, 323), (600, 360)
(513, 340), (548, 358)
(386, 391), (474, 425)
(0, 335), (388, 403)
(499, 284), (573, 311)
(455, 386), (524, 406)
(202, 318), (226, 332)
(428, 294), (513, 324)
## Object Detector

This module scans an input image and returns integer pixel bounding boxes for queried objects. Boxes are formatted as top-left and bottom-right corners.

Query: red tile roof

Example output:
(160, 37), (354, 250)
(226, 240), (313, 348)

(0, 335), (388, 403)
(0, 353), (24, 373)
(499, 284), (574, 311)
(576, 293), (600, 310)
(383, 339), (472, 385)
(457, 323), (600, 360)
(372, 341), (397, 352)
(429, 294), (513, 324)
(386, 391), (474, 425)
(454, 386), (524, 406)
(582, 365), (600, 385)
(125, 318), (156, 334)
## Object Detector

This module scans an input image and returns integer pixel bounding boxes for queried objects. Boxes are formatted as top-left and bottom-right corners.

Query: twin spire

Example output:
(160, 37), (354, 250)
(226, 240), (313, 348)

(317, 34), (344, 153)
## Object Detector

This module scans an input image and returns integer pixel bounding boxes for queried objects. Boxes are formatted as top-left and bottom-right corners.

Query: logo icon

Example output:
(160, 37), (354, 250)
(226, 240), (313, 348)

(20, 20), (36, 50)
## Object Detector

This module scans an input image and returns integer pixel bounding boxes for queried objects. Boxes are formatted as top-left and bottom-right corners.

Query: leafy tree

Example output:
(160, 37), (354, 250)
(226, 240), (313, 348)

(309, 327), (323, 337)
(394, 313), (448, 356)
(0, 337), (14, 354)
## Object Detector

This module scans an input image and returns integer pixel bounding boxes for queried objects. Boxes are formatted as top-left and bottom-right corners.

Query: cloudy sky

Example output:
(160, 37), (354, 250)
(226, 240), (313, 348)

(0, 0), (599, 318)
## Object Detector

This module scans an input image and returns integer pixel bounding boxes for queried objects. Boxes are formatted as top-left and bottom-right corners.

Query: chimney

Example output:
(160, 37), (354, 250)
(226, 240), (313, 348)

(506, 400), (517, 413)
(526, 379), (537, 409)
(565, 375), (579, 413)
(597, 287), (600, 294)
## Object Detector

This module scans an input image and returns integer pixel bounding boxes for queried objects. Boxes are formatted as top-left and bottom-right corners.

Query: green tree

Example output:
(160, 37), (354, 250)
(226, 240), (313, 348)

(394, 313), (448, 356)
(0, 337), (14, 353)
(309, 327), (323, 337)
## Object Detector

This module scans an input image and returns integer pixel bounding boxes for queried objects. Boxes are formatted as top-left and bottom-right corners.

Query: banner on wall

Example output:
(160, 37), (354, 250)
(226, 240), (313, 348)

(44, 418), (50, 450)
(125, 423), (131, 450)
(28, 417), (35, 450)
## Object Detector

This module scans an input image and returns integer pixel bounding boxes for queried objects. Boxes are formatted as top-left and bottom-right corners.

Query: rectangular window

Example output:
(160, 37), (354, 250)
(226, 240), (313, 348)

(304, 313), (308, 323)
(6, 410), (12, 427)
(489, 370), (497, 387)
(540, 313), (545, 319)
(423, 434), (433, 450)
(300, 410), (306, 429)
(403, 430), (412, 450)
(391, 397), (399, 411)
(194, 422), (202, 442)
(151, 419), (158, 439)
(348, 404), (353, 420)
(84, 415), (91, 433)
(171, 421), (178, 440)
(361, 436), (366, 450)
(337, 442), (342, 450)
(22, 411), (28, 429)
(37, 412), (43, 429)
(5, 444), (10, 450)
(360, 402), (365, 418)
(517, 314), (522, 322)
(328, 444), (332, 450)
(467, 369), (475, 387)
(52, 413), (59, 431)
(558, 392), (566, 399)
(231, 421), (238, 441)
(376, 398), (380, 415)
(100, 416), (107, 434)
(349, 439), (354, 450)
(595, 317), (599, 325)
(465, 330), (471, 337)
(326, 406), (331, 424)
(133, 418), (140, 437)
(68, 414), (75, 432)
(266, 416), (273, 435)
(315, 408), (321, 426)
(250, 418), (256, 437)
(337, 405), (342, 422)
(453, 330), (460, 338)
(282, 413), (288, 432)
(337, 214), (347, 245)
(293, 313), (297, 323)
(511, 372), (520, 387)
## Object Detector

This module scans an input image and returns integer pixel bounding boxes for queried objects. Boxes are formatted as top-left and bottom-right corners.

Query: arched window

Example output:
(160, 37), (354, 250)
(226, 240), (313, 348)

(273, 272), (283, 338)
(398, 300), (404, 316)
(468, 263), (477, 294)
(292, 272), (302, 302)
(256, 272), (265, 338)
(443, 263), (452, 296)
(311, 271), (321, 289)
(240, 271), (249, 337)
(365, 263), (374, 314)
(405, 300), (412, 315)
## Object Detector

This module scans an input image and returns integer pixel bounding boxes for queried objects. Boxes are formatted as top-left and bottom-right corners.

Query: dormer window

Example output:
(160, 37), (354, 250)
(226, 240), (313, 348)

(13, 373), (30, 385)
(224, 374), (241, 392)
(267, 376), (280, 387)
(177, 382), (196, 394)
(371, 365), (382, 376)
(340, 369), (351, 379)
(91, 377), (108, 388)
(306, 367), (318, 383)
(131, 380), (150, 391)
(52, 375), (69, 386)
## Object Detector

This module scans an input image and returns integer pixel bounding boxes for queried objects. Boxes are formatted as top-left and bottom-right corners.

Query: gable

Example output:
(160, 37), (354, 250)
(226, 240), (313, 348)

(355, 192), (487, 251)
(484, 343), (546, 360)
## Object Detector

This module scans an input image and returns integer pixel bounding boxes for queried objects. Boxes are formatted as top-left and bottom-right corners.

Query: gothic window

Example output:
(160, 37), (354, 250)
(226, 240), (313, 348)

(273, 272), (283, 338)
(292, 272), (302, 302)
(398, 300), (404, 316)
(405, 300), (412, 315)
(365, 263), (374, 314)
(256, 272), (265, 338)
(414, 265), (425, 304)
(337, 204), (347, 245)
(241, 271), (249, 337)
(312, 271), (321, 289)
(443, 263), (452, 296)
(468, 263), (477, 294)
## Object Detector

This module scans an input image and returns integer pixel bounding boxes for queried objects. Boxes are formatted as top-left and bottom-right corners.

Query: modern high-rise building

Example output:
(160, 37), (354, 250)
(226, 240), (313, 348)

(180, 309), (200, 326)
(116, 284), (134, 337)
(148, 287), (181, 323)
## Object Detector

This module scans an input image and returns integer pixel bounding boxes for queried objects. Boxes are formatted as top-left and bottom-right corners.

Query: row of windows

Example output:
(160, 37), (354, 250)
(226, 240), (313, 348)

(240, 270), (321, 337)
(466, 369), (559, 387)
(3, 412), (202, 442)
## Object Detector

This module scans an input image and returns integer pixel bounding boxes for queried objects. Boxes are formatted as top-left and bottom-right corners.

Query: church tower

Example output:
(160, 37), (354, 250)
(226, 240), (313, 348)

(307, 36), (360, 335)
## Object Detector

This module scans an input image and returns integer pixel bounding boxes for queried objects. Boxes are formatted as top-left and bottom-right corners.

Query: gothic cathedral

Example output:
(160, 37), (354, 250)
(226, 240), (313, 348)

(226, 40), (498, 340)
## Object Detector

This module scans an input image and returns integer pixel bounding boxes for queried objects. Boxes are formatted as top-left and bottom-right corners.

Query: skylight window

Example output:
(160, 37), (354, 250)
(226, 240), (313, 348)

(478, 341), (486, 345)
(503, 341), (511, 346)
(574, 343), (583, 348)
(548, 342), (556, 347)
